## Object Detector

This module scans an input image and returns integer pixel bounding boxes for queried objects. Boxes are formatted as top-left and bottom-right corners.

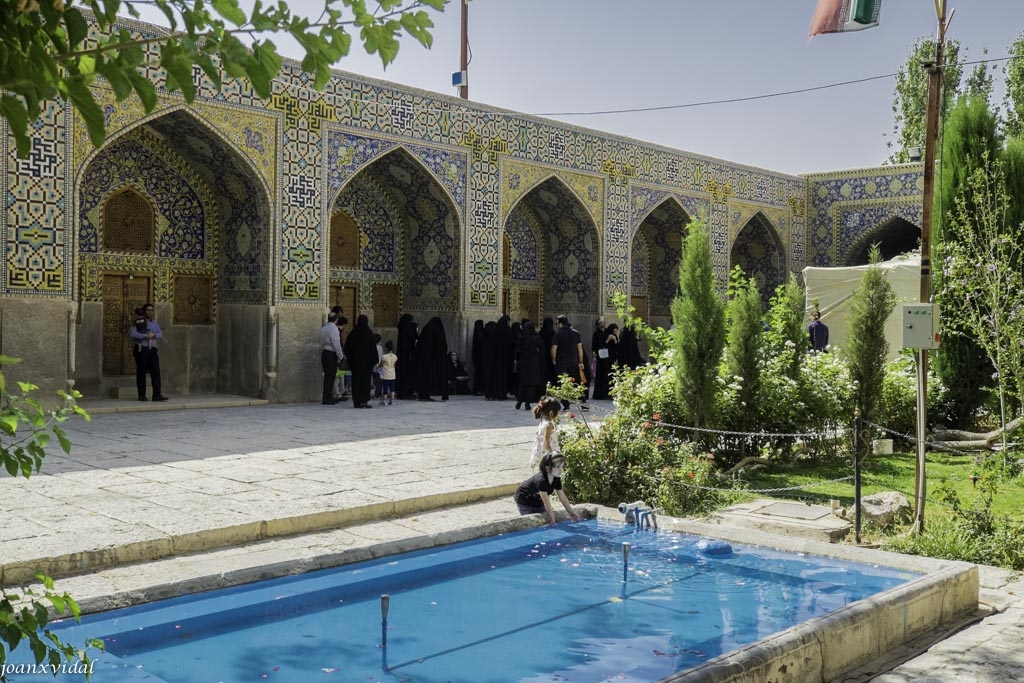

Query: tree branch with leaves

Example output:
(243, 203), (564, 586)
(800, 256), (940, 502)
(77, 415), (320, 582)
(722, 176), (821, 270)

(0, 0), (448, 157)
(0, 356), (100, 681)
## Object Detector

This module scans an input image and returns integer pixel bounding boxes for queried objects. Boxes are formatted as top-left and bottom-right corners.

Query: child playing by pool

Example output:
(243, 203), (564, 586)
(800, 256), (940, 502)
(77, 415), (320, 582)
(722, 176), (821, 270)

(529, 396), (560, 468)
(514, 451), (579, 525)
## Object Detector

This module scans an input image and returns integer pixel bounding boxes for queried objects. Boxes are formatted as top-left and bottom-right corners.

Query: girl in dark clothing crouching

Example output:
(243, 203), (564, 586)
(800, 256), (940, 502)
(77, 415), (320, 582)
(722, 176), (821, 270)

(514, 452), (580, 525)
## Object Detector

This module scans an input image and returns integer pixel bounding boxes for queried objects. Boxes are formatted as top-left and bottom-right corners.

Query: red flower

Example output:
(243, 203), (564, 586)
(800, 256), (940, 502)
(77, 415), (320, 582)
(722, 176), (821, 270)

(687, 471), (695, 479)
(643, 421), (651, 430)
(570, 413), (577, 419)
(655, 438), (664, 446)
(652, 412), (662, 421)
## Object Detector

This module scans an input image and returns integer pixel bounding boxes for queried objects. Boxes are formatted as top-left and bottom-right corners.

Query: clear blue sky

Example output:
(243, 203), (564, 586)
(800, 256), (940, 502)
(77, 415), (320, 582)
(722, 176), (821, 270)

(319, 1), (1023, 175)
(141, 1), (1024, 175)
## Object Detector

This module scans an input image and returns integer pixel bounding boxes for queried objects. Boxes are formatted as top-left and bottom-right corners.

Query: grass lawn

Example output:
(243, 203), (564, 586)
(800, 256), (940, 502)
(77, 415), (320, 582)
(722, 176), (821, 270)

(738, 449), (1024, 524)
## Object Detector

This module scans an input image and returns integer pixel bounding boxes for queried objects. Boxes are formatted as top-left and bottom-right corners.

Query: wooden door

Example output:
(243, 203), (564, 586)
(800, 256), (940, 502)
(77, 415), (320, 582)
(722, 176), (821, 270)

(630, 296), (648, 322)
(329, 284), (357, 322)
(372, 283), (401, 330)
(102, 274), (151, 375)
(519, 291), (539, 325)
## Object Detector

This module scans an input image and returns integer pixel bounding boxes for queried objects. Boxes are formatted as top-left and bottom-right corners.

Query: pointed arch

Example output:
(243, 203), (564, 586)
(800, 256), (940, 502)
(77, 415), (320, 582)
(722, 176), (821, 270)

(331, 146), (462, 313)
(730, 211), (786, 307)
(630, 195), (690, 241)
(330, 144), (462, 218)
(632, 197), (690, 317)
(101, 184), (156, 253)
(75, 104), (273, 201)
(843, 216), (920, 266)
(503, 170), (603, 229)
(504, 175), (601, 317)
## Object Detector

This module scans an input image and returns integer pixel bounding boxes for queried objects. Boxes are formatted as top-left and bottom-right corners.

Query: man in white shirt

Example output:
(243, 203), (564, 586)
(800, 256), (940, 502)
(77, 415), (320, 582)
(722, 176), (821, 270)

(320, 313), (344, 404)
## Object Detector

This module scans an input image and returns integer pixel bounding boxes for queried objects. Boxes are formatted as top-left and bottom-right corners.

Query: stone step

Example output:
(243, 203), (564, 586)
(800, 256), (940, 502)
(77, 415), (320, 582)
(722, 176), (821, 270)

(702, 498), (852, 543)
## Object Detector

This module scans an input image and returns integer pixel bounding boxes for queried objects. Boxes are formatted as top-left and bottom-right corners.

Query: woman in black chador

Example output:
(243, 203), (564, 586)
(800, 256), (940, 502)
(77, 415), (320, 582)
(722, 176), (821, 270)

(618, 325), (645, 369)
(414, 317), (450, 401)
(592, 323), (619, 400)
(539, 316), (556, 387)
(471, 319), (486, 396)
(484, 315), (513, 400)
(344, 315), (378, 408)
(396, 313), (418, 399)
(515, 321), (545, 410)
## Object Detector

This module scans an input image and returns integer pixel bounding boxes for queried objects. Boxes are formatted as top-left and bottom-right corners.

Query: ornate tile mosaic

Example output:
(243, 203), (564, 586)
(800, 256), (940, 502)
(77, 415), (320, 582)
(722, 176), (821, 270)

(4, 105), (68, 293)
(504, 209), (540, 283)
(333, 174), (400, 274)
(77, 128), (219, 302)
(806, 165), (925, 266)
(2, 12), (924, 328)
(635, 198), (691, 315)
(730, 212), (787, 307)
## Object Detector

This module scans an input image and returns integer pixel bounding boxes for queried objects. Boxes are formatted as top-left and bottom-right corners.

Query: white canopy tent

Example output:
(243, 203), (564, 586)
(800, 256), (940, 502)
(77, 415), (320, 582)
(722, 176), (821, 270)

(802, 253), (921, 361)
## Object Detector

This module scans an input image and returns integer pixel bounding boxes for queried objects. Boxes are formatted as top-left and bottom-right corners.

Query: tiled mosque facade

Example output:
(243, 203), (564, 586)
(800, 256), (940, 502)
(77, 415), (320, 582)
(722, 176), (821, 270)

(0, 17), (924, 402)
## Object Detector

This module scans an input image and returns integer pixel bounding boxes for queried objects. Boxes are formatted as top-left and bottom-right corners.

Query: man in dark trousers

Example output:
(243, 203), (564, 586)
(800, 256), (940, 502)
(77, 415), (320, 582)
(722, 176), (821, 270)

(319, 312), (344, 404)
(129, 303), (167, 401)
(550, 315), (588, 411)
(808, 312), (829, 352)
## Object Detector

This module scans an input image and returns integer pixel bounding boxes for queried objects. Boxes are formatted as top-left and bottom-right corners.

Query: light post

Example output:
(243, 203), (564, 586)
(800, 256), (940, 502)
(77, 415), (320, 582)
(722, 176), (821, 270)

(913, 0), (950, 534)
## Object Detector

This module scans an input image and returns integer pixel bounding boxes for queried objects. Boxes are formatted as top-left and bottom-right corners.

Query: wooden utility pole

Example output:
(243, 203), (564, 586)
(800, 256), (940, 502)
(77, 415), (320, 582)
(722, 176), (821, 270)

(913, 0), (949, 534)
(458, 0), (469, 99)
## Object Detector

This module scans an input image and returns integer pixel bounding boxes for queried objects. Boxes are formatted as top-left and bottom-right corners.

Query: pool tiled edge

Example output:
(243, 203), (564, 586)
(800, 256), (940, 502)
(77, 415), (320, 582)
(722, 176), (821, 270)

(617, 512), (980, 683)
(25, 503), (979, 683)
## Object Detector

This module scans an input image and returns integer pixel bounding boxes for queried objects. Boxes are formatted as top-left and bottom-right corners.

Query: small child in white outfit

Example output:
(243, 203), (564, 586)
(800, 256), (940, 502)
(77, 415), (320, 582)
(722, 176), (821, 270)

(530, 396), (561, 468)
(378, 340), (398, 405)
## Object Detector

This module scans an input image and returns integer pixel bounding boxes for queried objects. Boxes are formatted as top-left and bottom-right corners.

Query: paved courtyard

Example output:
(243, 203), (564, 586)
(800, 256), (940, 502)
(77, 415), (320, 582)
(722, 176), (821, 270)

(1, 396), (1022, 682)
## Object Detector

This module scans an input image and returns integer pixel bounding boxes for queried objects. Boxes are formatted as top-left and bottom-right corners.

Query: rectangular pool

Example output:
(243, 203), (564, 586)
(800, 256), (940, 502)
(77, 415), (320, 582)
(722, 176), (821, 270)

(11, 520), (920, 682)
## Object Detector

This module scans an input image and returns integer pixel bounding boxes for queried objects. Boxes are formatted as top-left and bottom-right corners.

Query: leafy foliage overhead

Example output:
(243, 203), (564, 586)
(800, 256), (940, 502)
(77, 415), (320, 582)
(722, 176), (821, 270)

(886, 36), (962, 164)
(1004, 32), (1024, 138)
(0, 0), (448, 157)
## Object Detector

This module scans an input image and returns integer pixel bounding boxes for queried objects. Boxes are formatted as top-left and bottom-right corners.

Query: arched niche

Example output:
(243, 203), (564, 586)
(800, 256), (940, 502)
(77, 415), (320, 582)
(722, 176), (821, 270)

(730, 211), (786, 308)
(632, 197), (690, 318)
(844, 216), (920, 266)
(504, 176), (600, 319)
(330, 147), (461, 332)
(76, 107), (272, 398)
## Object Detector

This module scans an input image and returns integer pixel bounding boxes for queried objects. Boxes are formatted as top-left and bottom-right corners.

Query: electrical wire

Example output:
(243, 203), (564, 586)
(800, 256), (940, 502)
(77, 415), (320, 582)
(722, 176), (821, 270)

(535, 54), (1022, 118)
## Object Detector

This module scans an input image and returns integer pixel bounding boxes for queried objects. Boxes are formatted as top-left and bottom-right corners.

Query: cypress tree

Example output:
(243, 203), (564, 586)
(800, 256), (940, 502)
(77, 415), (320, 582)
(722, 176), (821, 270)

(671, 219), (725, 429)
(763, 274), (808, 380)
(723, 267), (763, 433)
(845, 246), (896, 422)
(933, 97), (1001, 427)
(1002, 136), (1024, 234)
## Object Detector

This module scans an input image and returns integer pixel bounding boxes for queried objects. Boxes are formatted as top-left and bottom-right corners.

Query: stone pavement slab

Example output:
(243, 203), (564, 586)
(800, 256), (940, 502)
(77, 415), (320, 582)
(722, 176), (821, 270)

(0, 396), (555, 584)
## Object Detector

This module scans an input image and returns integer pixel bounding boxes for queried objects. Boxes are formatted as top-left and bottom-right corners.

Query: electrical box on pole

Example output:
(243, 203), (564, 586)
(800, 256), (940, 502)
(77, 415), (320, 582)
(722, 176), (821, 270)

(452, 71), (467, 89)
(901, 303), (940, 350)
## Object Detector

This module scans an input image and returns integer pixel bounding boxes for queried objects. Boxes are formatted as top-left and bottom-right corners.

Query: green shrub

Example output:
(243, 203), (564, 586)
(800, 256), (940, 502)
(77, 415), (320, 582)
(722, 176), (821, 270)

(878, 352), (950, 441)
(714, 339), (854, 461)
(560, 358), (733, 516)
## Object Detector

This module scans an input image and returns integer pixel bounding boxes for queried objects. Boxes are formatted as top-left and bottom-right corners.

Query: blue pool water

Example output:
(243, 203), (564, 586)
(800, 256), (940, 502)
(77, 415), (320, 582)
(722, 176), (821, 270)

(11, 521), (917, 682)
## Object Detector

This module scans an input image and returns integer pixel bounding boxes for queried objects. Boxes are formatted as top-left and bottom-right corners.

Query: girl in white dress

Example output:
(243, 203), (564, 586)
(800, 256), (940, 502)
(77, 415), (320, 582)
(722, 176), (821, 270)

(529, 396), (561, 468)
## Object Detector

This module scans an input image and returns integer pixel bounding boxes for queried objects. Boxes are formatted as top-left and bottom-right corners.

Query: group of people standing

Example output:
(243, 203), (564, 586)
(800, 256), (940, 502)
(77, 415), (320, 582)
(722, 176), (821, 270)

(319, 310), (647, 411)
(320, 310), (454, 407)
(472, 314), (646, 410)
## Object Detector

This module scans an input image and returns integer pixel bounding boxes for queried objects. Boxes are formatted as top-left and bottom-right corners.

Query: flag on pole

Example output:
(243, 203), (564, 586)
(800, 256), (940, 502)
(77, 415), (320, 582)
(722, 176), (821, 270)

(809, 0), (882, 38)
